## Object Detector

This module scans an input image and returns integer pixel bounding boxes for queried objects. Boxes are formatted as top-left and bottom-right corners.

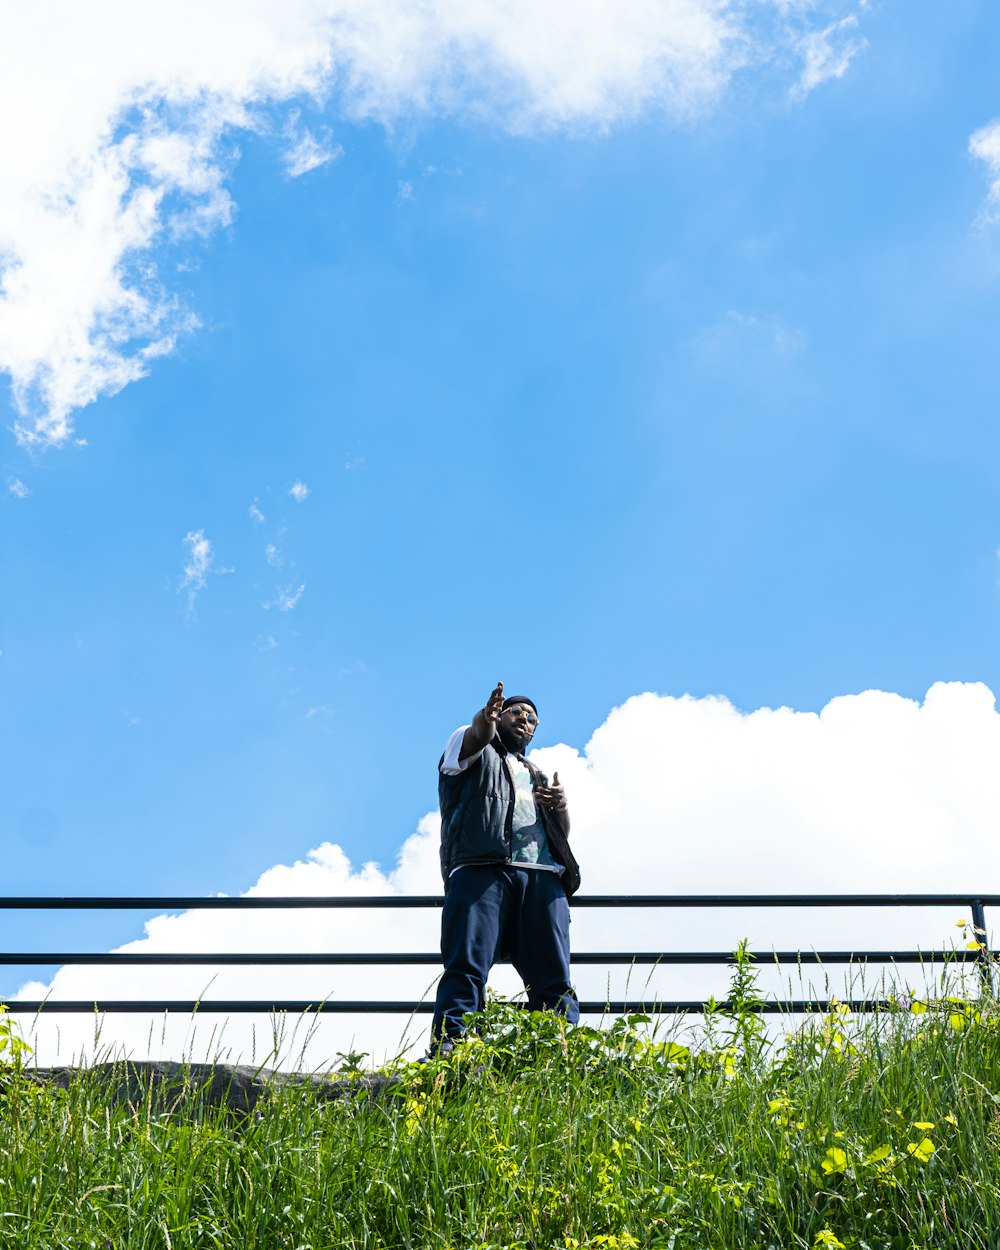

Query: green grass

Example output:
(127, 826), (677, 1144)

(2, 960), (1000, 1250)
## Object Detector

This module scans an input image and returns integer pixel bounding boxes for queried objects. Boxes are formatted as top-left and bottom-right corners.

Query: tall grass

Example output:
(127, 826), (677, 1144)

(1, 956), (999, 1249)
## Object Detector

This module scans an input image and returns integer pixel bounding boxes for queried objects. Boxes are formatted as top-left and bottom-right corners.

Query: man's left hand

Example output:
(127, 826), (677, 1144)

(535, 770), (567, 813)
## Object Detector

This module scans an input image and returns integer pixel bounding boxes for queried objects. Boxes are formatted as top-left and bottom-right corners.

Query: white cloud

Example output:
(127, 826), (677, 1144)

(265, 582), (306, 611)
(178, 528), (230, 610)
(265, 541), (283, 566)
(283, 112), (342, 177)
(288, 480), (310, 502)
(691, 309), (806, 364)
(248, 499), (266, 524)
(7, 476), (29, 498)
(339, 658), (369, 676)
(396, 179), (415, 204)
(11, 681), (1000, 1069)
(790, 14), (867, 101)
(179, 529), (212, 603)
(970, 120), (1000, 223)
(0, 1), (868, 448)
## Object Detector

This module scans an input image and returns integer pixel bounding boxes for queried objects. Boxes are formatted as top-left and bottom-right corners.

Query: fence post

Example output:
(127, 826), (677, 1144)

(971, 899), (993, 999)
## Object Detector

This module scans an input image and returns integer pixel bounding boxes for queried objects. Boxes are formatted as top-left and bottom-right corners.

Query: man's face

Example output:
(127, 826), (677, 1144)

(498, 702), (538, 751)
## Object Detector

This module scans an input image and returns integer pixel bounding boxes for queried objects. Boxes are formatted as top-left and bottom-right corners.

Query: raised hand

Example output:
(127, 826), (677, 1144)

(535, 770), (567, 813)
(459, 681), (506, 762)
(483, 681), (505, 724)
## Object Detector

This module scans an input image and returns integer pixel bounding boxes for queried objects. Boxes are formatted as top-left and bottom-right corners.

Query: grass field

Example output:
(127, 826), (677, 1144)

(2, 950), (999, 1249)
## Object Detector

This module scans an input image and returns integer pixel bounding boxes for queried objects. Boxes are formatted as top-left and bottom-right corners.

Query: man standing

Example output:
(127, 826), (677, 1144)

(431, 681), (581, 1051)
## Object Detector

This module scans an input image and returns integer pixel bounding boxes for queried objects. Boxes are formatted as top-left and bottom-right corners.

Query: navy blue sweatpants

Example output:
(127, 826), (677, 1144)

(431, 864), (579, 1042)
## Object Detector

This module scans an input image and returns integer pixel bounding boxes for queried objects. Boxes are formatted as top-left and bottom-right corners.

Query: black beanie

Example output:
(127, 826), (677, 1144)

(502, 695), (538, 716)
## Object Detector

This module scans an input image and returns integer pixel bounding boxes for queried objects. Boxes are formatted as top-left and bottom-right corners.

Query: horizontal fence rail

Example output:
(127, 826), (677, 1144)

(0, 950), (988, 967)
(0, 894), (994, 1016)
(1, 893), (999, 909)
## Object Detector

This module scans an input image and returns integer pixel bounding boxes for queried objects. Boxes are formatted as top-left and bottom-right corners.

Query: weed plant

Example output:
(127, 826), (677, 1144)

(1, 954), (1000, 1250)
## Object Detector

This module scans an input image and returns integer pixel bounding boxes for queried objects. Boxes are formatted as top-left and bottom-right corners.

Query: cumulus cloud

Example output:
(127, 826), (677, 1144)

(288, 480), (310, 502)
(0, 0), (868, 447)
(248, 499), (266, 524)
(970, 120), (1000, 222)
(7, 476), (29, 498)
(11, 833), (446, 1070)
(10, 681), (999, 1069)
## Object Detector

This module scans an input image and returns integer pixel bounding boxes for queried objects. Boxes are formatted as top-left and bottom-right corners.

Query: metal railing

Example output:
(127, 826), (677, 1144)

(0, 893), (995, 1015)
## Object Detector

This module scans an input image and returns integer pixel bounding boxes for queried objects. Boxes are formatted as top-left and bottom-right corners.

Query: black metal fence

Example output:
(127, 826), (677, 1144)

(0, 893), (995, 1016)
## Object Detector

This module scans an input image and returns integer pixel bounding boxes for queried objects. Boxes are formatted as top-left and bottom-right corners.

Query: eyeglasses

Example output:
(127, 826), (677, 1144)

(503, 707), (538, 725)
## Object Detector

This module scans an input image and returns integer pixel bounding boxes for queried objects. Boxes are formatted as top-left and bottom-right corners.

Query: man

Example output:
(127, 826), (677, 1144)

(430, 681), (581, 1051)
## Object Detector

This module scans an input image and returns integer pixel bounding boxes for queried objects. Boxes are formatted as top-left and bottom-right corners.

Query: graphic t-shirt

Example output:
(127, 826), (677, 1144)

(441, 726), (561, 874)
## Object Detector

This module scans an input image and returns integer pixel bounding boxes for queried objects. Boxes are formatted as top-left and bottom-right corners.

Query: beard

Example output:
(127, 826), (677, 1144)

(497, 722), (533, 754)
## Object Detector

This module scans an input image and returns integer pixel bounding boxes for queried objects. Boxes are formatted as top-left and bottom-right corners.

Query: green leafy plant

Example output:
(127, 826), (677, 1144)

(0, 1004), (31, 1070)
(0, 966), (997, 1247)
(720, 937), (767, 1067)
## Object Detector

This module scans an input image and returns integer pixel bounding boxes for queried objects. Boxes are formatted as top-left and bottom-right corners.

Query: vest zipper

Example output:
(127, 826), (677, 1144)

(501, 752), (516, 862)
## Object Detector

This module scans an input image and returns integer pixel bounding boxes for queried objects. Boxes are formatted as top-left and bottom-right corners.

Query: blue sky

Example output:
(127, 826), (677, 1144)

(3, 2), (1000, 1033)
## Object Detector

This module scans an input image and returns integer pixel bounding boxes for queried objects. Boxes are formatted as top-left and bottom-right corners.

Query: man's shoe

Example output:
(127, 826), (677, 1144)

(420, 1036), (457, 1062)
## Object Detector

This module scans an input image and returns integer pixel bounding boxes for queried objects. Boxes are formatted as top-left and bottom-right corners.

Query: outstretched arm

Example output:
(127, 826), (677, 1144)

(458, 680), (505, 762)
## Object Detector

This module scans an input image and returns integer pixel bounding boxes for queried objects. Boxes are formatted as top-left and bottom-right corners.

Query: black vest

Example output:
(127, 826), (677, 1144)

(438, 736), (581, 895)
